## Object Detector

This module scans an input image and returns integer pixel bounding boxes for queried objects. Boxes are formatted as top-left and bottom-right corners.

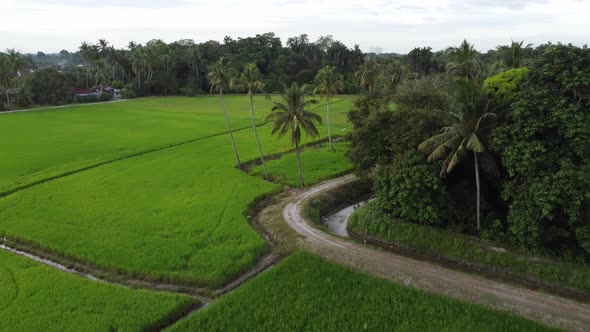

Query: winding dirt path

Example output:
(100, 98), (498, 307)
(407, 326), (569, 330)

(283, 174), (590, 331)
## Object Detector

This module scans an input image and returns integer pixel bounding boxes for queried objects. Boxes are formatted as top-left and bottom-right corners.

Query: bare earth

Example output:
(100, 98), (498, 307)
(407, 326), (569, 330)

(282, 174), (590, 332)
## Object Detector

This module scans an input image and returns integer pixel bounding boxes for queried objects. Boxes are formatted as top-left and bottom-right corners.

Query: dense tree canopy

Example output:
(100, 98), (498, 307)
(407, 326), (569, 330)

(493, 45), (590, 256)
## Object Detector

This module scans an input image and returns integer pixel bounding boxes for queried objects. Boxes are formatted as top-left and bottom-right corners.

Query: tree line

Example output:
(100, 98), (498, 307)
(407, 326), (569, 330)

(346, 40), (590, 261)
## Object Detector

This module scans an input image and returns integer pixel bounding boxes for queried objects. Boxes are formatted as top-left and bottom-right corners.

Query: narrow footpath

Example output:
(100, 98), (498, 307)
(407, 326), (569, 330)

(283, 174), (590, 332)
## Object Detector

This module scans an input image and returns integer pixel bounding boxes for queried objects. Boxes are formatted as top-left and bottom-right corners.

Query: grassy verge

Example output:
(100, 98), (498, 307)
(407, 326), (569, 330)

(167, 251), (553, 331)
(248, 142), (354, 187)
(349, 202), (590, 295)
(0, 250), (195, 332)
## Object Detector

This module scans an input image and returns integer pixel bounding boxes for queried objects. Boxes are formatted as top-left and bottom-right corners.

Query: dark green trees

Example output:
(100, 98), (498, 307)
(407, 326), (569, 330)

(494, 44), (590, 255)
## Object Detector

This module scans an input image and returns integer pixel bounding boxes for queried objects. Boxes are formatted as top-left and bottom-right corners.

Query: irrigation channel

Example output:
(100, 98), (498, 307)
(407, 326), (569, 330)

(283, 174), (590, 332)
(3, 174), (590, 331)
(324, 201), (367, 237)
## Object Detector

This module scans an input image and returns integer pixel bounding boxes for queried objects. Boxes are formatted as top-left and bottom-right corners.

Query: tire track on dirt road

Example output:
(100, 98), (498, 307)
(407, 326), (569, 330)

(282, 174), (590, 332)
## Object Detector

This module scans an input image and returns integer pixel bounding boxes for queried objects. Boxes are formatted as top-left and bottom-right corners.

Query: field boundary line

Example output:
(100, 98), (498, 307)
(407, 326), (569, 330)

(0, 98), (147, 114)
(0, 124), (266, 199)
(0, 239), (278, 301)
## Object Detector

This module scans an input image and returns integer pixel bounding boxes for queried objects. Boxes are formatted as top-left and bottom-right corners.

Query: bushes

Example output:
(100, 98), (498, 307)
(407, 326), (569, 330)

(27, 68), (72, 105)
(493, 44), (590, 256)
(349, 202), (590, 293)
(483, 67), (528, 103)
(373, 152), (448, 225)
(121, 83), (138, 99)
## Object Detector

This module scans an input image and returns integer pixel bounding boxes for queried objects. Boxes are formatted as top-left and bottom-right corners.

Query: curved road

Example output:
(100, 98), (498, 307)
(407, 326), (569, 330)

(283, 174), (590, 331)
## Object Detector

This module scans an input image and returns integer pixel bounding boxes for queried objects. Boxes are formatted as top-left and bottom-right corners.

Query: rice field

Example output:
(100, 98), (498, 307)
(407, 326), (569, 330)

(0, 96), (353, 287)
(248, 142), (353, 187)
(168, 252), (553, 331)
(0, 249), (194, 332)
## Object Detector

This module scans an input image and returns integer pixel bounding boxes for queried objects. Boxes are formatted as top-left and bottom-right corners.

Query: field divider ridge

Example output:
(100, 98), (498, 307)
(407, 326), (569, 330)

(0, 123), (268, 199)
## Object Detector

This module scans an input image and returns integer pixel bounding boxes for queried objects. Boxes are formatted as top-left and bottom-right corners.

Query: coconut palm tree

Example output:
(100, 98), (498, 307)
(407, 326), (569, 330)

(445, 39), (482, 82)
(418, 79), (498, 231)
(496, 40), (532, 69)
(241, 63), (270, 180)
(265, 83), (322, 187)
(0, 54), (13, 111)
(129, 46), (146, 89)
(5, 49), (25, 86)
(208, 58), (242, 169)
(79, 42), (98, 88)
(355, 57), (379, 95)
(384, 59), (406, 94)
(313, 65), (343, 152)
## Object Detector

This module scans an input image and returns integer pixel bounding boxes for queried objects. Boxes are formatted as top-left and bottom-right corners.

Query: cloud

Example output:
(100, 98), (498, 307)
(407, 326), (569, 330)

(0, 0), (588, 53)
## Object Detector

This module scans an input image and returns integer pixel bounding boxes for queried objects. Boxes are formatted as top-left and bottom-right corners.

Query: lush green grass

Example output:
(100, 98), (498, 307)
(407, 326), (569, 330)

(0, 96), (266, 194)
(0, 96), (354, 287)
(0, 250), (194, 331)
(349, 202), (590, 293)
(249, 142), (353, 187)
(0, 95), (352, 194)
(168, 251), (552, 331)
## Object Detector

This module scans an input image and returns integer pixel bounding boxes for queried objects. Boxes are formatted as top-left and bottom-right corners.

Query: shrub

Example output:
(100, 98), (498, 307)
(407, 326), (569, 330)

(349, 202), (590, 292)
(493, 44), (590, 256)
(372, 151), (448, 225)
(121, 83), (138, 99)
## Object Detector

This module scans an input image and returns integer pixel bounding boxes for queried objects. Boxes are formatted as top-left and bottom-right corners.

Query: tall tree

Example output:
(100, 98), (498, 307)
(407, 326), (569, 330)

(0, 54), (13, 111)
(242, 63), (270, 180)
(265, 83), (322, 187)
(313, 65), (343, 151)
(208, 58), (242, 169)
(496, 40), (532, 69)
(79, 42), (97, 88)
(355, 57), (379, 95)
(446, 39), (482, 82)
(5, 49), (25, 86)
(418, 79), (498, 231)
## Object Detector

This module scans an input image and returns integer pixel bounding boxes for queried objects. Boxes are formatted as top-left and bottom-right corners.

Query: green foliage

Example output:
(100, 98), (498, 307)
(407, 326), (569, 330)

(168, 251), (552, 331)
(493, 44), (590, 256)
(406, 47), (435, 75)
(349, 203), (590, 293)
(483, 67), (529, 103)
(373, 152), (448, 225)
(121, 83), (138, 98)
(0, 250), (194, 331)
(26, 68), (72, 105)
(393, 75), (451, 112)
(346, 94), (445, 176)
(445, 39), (482, 81)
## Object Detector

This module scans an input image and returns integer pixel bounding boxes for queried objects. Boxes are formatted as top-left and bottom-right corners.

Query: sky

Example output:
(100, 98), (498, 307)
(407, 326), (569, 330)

(0, 0), (588, 54)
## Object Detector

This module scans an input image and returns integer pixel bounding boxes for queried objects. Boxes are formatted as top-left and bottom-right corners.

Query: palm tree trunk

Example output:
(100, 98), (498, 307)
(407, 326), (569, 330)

(220, 88), (241, 169)
(327, 98), (334, 152)
(474, 152), (481, 231)
(85, 62), (89, 89)
(296, 140), (304, 188)
(5, 91), (12, 112)
(249, 93), (269, 180)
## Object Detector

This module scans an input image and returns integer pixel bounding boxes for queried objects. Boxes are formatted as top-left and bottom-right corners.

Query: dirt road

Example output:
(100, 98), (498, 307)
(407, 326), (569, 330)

(282, 174), (590, 331)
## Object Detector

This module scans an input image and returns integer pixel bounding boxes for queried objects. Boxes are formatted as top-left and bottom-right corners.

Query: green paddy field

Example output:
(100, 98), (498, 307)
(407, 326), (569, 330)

(0, 96), (552, 331)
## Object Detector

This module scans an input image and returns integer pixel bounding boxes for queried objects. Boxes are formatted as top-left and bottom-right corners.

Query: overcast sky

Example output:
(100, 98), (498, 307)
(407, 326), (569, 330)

(1, 0), (588, 54)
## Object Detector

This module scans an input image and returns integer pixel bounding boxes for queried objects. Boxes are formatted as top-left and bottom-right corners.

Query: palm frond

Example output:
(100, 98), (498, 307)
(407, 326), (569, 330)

(447, 138), (468, 172)
(467, 133), (485, 152)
